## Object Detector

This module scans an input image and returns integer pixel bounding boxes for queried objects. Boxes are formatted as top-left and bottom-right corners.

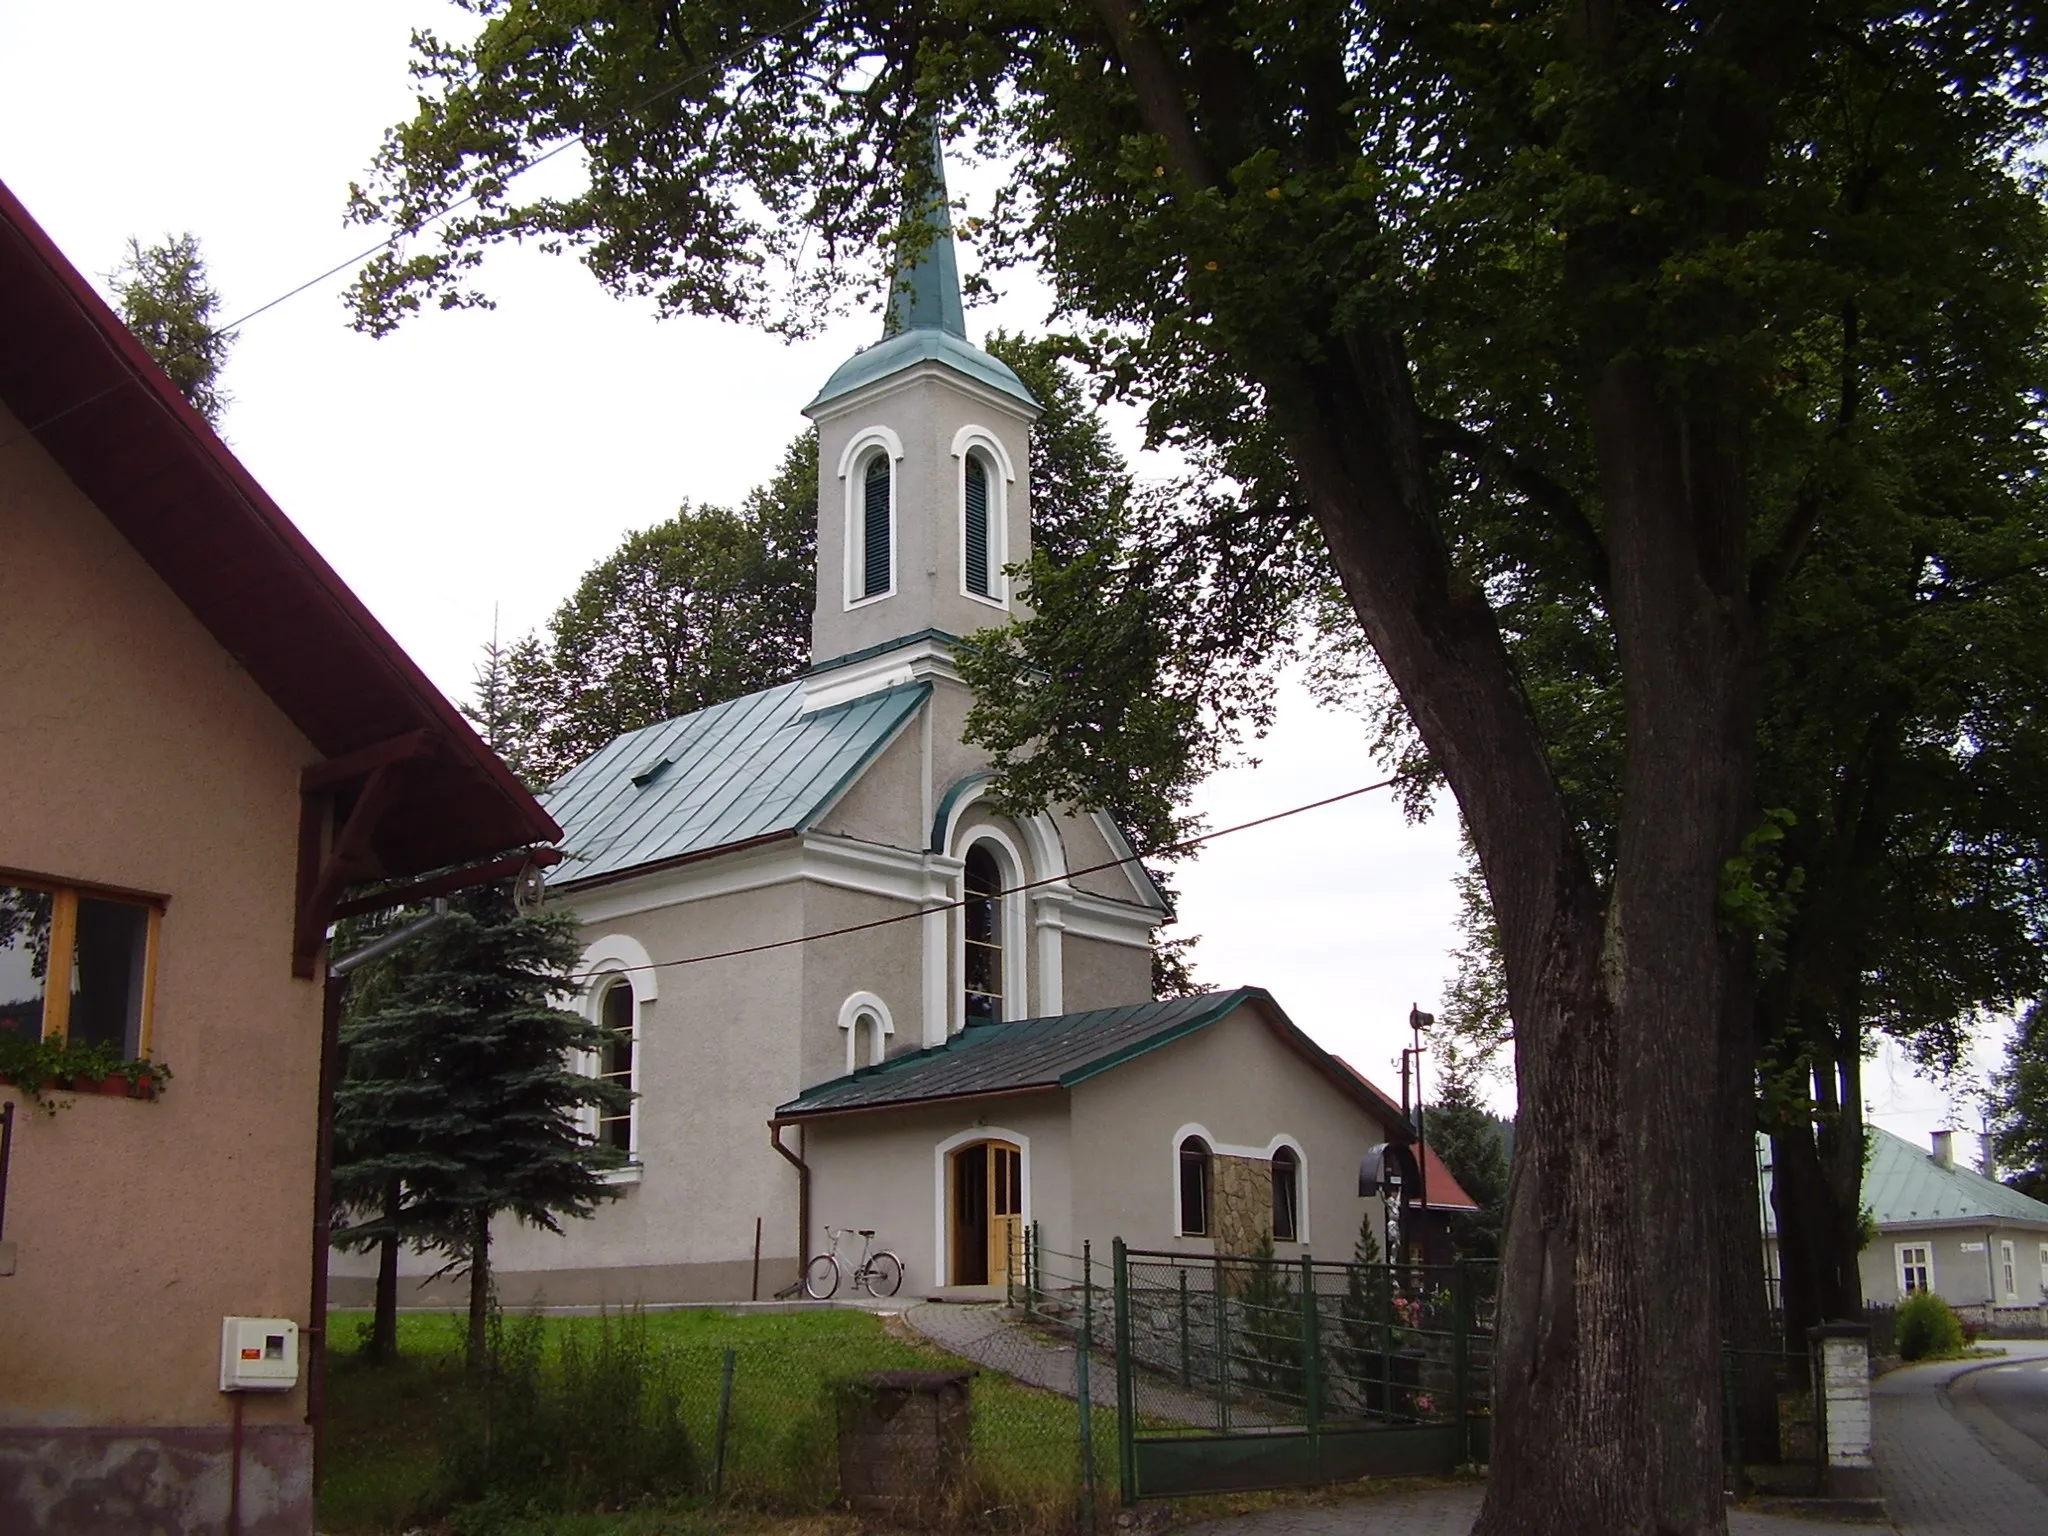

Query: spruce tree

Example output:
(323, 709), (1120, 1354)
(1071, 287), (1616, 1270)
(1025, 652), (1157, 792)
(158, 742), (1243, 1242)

(330, 884), (628, 1371)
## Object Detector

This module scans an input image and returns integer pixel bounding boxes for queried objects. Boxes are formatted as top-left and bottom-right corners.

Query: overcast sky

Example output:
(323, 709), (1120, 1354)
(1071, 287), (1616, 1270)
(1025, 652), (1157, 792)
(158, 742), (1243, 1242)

(0, 1), (2006, 1153)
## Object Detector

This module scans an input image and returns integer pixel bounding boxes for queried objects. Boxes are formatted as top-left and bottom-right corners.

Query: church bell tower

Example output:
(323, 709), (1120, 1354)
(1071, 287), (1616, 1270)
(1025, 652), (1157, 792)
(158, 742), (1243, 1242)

(800, 140), (1040, 707)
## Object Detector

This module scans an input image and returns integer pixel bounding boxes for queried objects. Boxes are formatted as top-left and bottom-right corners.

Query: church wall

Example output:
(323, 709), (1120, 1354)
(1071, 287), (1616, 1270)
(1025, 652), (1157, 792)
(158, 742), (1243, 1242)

(809, 702), (927, 852)
(800, 881), (924, 1082)
(1059, 932), (1155, 1015)
(800, 1096), (1073, 1298)
(1068, 1002), (1392, 1262)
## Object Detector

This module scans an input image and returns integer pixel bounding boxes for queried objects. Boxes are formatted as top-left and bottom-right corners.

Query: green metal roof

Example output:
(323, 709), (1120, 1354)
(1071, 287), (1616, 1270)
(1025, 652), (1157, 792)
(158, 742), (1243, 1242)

(775, 986), (1406, 1124)
(1761, 1126), (2048, 1233)
(803, 139), (1038, 416)
(542, 680), (930, 888)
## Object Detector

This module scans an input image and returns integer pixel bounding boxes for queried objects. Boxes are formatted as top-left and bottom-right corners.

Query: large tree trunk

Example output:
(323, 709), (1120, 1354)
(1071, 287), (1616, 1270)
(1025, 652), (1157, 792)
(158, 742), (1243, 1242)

(1278, 352), (1757, 1534)
(465, 1210), (491, 1377)
(371, 1178), (401, 1365)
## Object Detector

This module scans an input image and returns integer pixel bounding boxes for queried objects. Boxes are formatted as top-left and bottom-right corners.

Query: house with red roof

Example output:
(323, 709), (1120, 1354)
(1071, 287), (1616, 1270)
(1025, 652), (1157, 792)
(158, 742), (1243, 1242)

(0, 178), (557, 1536)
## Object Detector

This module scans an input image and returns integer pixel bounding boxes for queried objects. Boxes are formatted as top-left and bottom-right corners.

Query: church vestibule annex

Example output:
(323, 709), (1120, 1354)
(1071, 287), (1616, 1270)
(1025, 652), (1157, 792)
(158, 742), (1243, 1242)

(329, 148), (1406, 1308)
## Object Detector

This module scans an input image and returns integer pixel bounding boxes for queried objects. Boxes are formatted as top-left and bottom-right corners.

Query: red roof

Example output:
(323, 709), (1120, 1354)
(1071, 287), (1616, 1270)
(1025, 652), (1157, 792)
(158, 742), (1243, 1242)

(1335, 1058), (1483, 1212)
(0, 178), (558, 882)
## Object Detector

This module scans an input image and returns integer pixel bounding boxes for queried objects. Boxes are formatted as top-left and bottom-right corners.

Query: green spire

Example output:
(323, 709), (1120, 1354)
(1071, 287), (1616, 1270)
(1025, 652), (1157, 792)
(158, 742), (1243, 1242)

(884, 131), (966, 339)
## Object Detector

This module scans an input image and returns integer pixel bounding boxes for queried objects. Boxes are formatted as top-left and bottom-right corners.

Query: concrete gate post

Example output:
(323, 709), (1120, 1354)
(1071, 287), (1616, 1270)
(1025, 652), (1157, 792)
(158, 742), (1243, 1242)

(1808, 1323), (1876, 1499)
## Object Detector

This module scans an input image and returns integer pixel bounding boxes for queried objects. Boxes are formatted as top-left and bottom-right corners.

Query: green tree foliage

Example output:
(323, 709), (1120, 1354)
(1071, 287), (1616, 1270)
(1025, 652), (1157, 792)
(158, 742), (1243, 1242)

(330, 885), (628, 1371)
(1992, 1006), (2048, 1204)
(110, 233), (233, 426)
(346, 9), (2048, 1527)
(1334, 1208), (1393, 1416)
(1894, 1291), (1966, 1362)
(1237, 1232), (1302, 1400)
(1425, 1061), (1511, 1260)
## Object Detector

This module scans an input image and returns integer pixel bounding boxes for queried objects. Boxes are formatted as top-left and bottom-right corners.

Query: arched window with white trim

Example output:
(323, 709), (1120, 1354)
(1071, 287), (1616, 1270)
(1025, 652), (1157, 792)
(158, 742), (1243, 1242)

(1271, 1144), (1301, 1242)
(963, 843), (1003, 1022)
(837, 991), (896, 1073)
(859, 450), (892, 600)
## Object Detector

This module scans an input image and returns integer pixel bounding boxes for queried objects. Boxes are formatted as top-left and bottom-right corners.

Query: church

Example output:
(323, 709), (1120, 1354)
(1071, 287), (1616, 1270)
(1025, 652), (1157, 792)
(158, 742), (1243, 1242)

(331, 153), (1407, 1308)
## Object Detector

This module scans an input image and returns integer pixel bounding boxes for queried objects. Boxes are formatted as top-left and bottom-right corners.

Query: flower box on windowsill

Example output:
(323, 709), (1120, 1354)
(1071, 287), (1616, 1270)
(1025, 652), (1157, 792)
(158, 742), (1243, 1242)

(0, 1071), (157, 1100)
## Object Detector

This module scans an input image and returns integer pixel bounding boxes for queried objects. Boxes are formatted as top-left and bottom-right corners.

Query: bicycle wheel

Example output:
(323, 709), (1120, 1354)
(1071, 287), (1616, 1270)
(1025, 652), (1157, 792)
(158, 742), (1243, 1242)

(862, 1250), (904, 1298)
(803, 1254), (841, 1300)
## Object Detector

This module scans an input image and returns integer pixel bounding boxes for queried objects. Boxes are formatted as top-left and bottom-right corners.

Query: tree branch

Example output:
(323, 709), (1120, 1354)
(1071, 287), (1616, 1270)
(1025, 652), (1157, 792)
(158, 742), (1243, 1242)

(1085, 0), (1215, 189)
(1422, 416), (1607, 588)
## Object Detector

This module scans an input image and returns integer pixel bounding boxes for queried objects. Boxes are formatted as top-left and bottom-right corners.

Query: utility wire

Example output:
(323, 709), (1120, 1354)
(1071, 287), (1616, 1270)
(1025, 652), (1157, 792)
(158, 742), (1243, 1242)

(221, 6), (826, 332)
(568, 776), (1401, 981)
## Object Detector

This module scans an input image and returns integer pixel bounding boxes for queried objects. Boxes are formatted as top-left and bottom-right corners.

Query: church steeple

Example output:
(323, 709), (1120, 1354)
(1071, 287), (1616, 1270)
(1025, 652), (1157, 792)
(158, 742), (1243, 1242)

(884, 133), (968, 340)
(801, 138), (1041, 696)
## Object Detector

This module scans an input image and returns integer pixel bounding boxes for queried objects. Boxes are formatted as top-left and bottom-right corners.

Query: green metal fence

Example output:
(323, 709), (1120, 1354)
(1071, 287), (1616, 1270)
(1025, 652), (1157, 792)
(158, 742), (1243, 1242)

(1110, 1240), (1495, 1500)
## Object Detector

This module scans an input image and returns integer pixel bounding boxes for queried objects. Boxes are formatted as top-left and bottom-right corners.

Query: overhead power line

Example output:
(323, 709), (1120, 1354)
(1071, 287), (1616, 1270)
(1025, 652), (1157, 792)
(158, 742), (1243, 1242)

(567, 776), (1402, 981)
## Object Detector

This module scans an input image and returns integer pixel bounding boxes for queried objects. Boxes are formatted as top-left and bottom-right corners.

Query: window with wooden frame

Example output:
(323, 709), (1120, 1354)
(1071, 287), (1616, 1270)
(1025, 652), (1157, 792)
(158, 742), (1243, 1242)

(594, 978), (635, 1156)
(1271, 1144), (1302, 1243)
(962, 843), (1004, 1024)
(2001, 1239), (2017, 1300)
(0, 876), (160, 1058)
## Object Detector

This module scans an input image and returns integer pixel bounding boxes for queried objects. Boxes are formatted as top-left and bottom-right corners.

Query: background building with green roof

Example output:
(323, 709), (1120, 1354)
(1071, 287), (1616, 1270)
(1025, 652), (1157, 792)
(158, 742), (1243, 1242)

(1763, 1126), (2048, 1318)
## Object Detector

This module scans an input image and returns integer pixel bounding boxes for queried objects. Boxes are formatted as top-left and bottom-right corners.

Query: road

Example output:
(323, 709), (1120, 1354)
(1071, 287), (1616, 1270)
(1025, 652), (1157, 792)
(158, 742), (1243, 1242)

(1946, 1351), (2048, 1499)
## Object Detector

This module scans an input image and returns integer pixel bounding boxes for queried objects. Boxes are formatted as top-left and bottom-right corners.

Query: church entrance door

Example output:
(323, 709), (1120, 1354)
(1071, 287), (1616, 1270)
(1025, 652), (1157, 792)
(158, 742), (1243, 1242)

(947, 1139), (1022, 1287)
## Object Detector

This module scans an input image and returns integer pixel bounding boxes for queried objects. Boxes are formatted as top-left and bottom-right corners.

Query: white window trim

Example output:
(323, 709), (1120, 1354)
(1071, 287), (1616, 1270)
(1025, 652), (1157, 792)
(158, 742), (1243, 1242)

(931, 1125), (1033, 1287)
(2039, 1242), (2048, 1300)
(1895, 1241), (1932, 1298)
(838, 425), (903, 609)
(836, 990), (895, 1074)
(578, 946), (650, 1184)
(1168, 1124), (1308, 1243)
(2000, 1239), (2018, 1300)
(950, 425), (1014, 610)
(954, 828), (1029, 1034)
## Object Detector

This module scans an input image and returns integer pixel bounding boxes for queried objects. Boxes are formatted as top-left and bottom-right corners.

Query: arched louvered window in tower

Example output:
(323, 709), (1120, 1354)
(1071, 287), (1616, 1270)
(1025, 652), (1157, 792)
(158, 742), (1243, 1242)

(861, 453), (892, 598)
(963, 453), (992, 597)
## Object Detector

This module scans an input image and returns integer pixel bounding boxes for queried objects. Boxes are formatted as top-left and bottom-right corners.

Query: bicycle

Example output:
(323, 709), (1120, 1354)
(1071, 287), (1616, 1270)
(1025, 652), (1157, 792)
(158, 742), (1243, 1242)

(804, 1225), (904, 1300)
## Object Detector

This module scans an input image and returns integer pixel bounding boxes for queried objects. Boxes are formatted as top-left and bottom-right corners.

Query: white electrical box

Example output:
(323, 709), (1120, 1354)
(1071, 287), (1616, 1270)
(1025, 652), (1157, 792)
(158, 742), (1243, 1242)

(219, 1317), (299, 1392)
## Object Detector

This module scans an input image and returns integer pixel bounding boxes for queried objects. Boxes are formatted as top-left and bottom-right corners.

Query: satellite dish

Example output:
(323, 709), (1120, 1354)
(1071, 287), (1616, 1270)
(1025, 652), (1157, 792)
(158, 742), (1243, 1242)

(513, 861), (548, 913)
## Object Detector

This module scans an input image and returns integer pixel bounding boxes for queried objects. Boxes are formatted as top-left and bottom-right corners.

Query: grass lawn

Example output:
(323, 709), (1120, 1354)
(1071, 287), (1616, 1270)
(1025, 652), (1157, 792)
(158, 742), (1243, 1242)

(320, 1308), (1115, 1535)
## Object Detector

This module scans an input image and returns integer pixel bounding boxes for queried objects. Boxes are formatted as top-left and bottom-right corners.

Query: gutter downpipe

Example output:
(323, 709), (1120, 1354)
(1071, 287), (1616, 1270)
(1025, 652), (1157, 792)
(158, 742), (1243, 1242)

(307, 902), (450, 1490)
(769, 1119), (811, 1271)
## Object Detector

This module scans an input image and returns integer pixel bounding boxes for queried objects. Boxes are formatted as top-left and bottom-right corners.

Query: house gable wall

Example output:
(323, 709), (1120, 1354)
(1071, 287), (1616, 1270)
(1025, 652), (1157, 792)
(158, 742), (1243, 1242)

(1068, 1001), (1391, 1260)
(0, 406), (322, 1522)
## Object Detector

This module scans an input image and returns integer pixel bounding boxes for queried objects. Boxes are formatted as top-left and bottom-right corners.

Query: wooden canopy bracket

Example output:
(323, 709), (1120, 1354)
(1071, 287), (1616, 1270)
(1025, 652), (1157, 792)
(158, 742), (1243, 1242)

(293, 732), (439, 977)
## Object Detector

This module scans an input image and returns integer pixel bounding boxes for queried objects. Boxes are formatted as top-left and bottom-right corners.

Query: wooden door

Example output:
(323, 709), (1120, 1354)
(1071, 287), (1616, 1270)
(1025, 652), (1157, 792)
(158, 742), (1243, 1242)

(986, 1141), (1022, 1286)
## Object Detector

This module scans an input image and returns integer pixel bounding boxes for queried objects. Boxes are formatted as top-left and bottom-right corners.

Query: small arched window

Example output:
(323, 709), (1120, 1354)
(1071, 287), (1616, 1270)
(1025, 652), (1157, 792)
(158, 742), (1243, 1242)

(860, 452), (892, 599)
(963, 843), (1003, 1023)
(963, 453), (993, 598)
(1179, 1135), (1212, 1237)
(1271, 1145), (1301, 1242)
(596, 979), (635, 1154)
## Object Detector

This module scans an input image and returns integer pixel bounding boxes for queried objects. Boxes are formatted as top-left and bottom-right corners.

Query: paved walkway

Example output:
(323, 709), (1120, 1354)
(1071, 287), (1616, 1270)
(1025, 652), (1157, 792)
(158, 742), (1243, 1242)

(1874, 1340), (2048, 1535)
(1174, 1486), (1858, 1535)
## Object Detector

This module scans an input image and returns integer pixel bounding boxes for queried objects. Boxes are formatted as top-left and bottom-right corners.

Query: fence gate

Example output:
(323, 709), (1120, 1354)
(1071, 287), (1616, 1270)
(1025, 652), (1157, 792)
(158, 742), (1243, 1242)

(1111, 1241), (1495, 1500)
